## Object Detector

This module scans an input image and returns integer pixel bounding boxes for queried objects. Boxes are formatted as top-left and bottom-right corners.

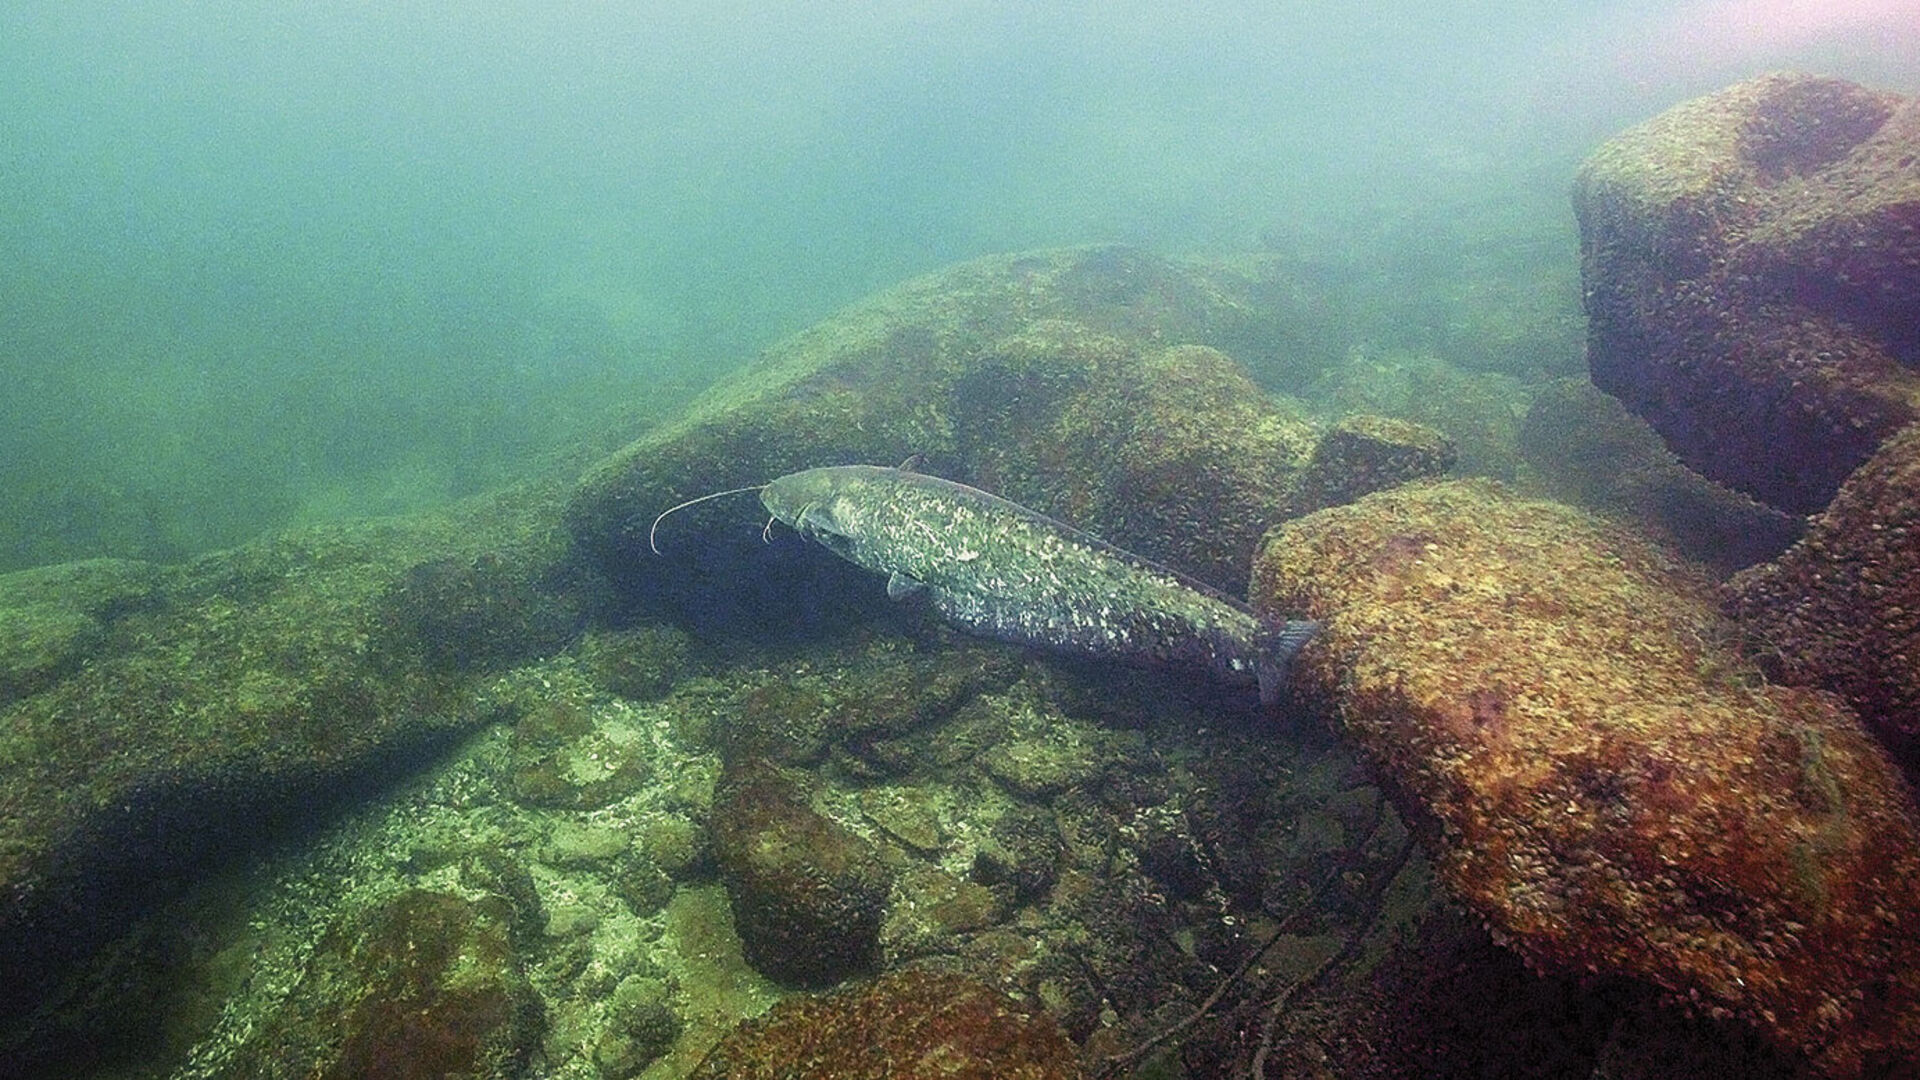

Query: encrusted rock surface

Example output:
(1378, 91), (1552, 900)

(1288, 413), (1458, 517)
(1575, 73), (1920, 515)
(1250, 478), (1920, 1075)
(209, 888), (543, 1079)
(687, 968), (1081, 1080)
(0, 483), (581, 1063)
(0, 558), (162, 707)
(1727, 421), (1920, 776)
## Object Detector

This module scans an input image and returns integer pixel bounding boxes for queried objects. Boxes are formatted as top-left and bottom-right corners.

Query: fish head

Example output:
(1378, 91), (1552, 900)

(761, 466), (865, 549)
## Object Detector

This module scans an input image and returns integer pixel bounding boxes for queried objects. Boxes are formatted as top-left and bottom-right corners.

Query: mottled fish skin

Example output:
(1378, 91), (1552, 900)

(760, 464), (1317, 703)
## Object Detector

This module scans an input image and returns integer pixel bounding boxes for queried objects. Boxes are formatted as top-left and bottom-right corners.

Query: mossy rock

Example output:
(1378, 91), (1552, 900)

(1287, 413), (1457, 516)
(565, 247), (1342, 642)
(374, 551), (583, 673)
(577, 622), (698, 701)
(504, 693), (655, 811)
(0, 558), (165, 708)
(716, 637), (1020, 771)
(0, 481), (579, 1042)
(1251, 478), (1920, 1075)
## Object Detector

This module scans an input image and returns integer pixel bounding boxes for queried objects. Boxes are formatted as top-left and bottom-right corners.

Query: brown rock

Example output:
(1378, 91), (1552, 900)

(687, 968), (1079, 1080)
(213, 889), (542, 1079)
(1575, 73), (1920, 515)
(710, 758), (893, 988)
(1727, 421), (1920, 775)
(1249, 479), (1920, 1076)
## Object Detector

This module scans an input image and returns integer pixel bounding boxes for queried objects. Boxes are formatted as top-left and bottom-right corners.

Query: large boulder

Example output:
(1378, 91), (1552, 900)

(1249, 479), (1920, 1076)
(1574, 73), (1920, 515)
(1727, 421), (1920, 777)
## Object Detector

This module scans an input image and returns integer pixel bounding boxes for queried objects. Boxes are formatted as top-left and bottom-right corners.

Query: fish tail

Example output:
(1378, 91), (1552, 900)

(1255, 619), (1321, 706)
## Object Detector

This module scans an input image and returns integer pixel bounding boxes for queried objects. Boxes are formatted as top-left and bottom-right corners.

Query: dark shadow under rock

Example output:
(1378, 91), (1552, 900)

(1520, 378), (1804, 573)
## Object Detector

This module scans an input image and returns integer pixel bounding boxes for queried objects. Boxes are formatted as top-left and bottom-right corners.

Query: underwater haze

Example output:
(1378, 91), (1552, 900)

(3, 0), (1916, 570)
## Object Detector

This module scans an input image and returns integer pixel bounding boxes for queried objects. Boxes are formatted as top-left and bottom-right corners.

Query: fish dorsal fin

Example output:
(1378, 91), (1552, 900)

(895, 453), (925, 473)
(886, 571), (928, 600)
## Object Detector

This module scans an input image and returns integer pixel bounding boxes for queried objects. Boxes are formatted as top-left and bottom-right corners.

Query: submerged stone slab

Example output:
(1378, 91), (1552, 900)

(1249, 479), (1920, 1076)
(1575, 74), (1920, 515)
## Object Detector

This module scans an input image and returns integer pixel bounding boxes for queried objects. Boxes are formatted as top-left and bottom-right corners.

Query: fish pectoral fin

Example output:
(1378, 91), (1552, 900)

(885, 571), (928, 600)
(797, 503), (839, 538)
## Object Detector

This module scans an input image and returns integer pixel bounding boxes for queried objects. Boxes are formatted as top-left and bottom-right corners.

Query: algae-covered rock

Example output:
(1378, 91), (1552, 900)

(714, 637), (1017, 773)
(0, 482), (581, 1047)
(577, 622), (698, 702)
(1575, 74), (1920, 515)
(594, 972), (683, 1079)
(505, 691), (655, 810)
(687, 968), (1079, 1080)
(1727, 421), (1920, 776)
(1310, 350), (1529, 482)
(958, 681), (1132, 802)
(0, 558), (164, 707)
(375, 550), (582, 673)
(970, 804), (1061, 903)
(1249, 479), (1920, 1076)
(1287, 413), (1456, 517)
(710, 758), (893, 988)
